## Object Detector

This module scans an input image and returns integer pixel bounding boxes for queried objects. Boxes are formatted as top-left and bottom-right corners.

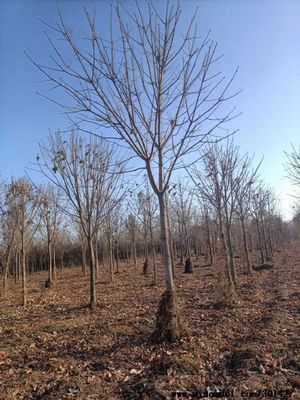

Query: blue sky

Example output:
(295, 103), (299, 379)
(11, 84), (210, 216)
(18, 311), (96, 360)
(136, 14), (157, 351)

(0, 0), (300, 219)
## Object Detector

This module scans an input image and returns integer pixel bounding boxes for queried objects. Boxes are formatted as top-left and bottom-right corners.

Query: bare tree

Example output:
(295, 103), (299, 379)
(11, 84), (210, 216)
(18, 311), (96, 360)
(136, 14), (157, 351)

(190, 143), (258, 289)
(250, 185), (278, 264)
(170, 181), (194, 272)
(29, 2), (239, 341)
(7, 178), (40, 306)
(38, 185), (63, 288)
(137, 187), (158, 282)
(36, 131), (125, 308)
(0, 181), (18, 296)
(284, 144), (300, 186)
(229, 153), (261, 274)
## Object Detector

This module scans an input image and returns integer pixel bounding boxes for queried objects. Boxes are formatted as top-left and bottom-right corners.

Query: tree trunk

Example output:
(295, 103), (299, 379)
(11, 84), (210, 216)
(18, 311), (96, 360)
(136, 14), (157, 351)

(115, 240), (119, 273)
(81, 240), (86, 275)
(52, 245), (57, 280)
(94, 237), (99, 280)
(2, 250), (11, 296)
(21, 248), (27, 307)
(45, 242), (53, 288)
(241, 216), (252, 275)
(87, 237), (96, 308)
(149, 222), (157, 285)
(256, 218), (265, 264)
(108, 232), (114, 283)
(152, 192), (180, 343)
(133, 236), (137, 266)
(217, 211), (233, 286)
(225, 220), (236, 287)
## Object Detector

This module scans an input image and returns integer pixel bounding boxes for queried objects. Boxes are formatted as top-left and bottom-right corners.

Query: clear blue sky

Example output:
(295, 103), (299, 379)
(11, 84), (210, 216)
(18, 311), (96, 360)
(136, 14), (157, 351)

(0, 0), (300, 218)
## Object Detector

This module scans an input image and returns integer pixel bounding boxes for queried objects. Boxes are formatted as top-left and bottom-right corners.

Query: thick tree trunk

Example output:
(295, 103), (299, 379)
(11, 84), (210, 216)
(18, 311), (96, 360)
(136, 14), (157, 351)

(152, 192), (180, 343)
(87, 237), (96, 308)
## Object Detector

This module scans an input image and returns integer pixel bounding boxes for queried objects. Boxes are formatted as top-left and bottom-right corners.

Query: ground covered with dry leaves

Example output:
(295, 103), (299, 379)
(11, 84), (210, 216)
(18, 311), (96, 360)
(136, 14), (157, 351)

(0, 246), (299, 400)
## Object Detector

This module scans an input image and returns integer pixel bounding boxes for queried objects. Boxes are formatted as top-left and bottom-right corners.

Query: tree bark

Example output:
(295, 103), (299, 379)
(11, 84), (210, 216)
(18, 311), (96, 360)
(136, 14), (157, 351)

(52, 245), (57, 280)
(21, 248), (27, 307)
(45, 242), (53, 288)
(2, 250), (11, 296)
(87, 237), (96, 308)
(241, 215), (252, 274)
(225, 220), (236, 287)
(152, 192), (180, 343)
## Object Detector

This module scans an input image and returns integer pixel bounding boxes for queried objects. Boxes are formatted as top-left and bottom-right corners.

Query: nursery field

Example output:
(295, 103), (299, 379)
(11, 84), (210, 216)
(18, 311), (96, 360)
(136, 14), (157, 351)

(0, 248), (299, 400)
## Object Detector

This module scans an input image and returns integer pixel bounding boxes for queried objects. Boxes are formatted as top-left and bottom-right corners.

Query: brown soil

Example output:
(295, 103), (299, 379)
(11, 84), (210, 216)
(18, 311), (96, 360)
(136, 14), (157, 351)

(0, 246), (299, 399)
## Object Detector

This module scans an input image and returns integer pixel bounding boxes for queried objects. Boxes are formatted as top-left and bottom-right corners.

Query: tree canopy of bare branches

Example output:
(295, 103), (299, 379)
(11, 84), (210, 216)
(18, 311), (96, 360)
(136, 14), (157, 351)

(29, 2), (240, 341)
(36, 130), (125, 307)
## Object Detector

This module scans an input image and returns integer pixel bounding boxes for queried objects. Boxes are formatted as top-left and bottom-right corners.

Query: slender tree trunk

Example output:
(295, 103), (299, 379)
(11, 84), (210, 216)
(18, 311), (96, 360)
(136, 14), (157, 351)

(61, 250), (65, 270)
(225, 220), (236, 287)
(46, 241), (53, 288)
(217, 210), (233, 286)
(241, 215), (252, 274)
(52, 245), (57, 280)
(184, 222), (191, 259)
(256, 218), (265, 264)
(261, 217), (270, 261)
(21, 247), (27, 307)
(108, 231), (113, 283)
(94, 237), (99, 280)
(2, 250), (11, 296)
(14, 251), (18, 283)
(179, 222), (184, 263)
(133, 236), (137, 266)
(115, 240), (119, 273)
(149, 219), (157, 285)
(87, 236), (96, 308)
(17, 251), (21, 281)
(81, 240), (86, 275)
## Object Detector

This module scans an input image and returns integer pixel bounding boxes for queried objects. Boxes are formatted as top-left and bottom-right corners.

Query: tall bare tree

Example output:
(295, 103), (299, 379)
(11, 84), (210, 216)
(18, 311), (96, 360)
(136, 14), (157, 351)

(38, 185), (63, 288)
(7, 178), (40, 306)
(29, 2), (239, 341)
(0, 181), (19, 296)
(190, 144), (258, 289)
(36, 131), (125, 308)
